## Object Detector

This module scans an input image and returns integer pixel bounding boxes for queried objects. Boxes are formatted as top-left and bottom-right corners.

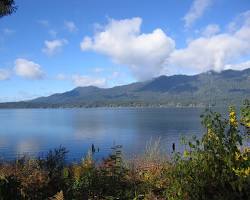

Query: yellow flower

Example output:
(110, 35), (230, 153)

(233, 167), (250, 178)
(229, 107), (238, 127)
(235, 148), (249, 161)
(183, 150), (189, 158)
(235, 151), (241, 161)
(243, 147), (250, 153)
(206, 128), (219, 141)
(245, 167), (250, 176)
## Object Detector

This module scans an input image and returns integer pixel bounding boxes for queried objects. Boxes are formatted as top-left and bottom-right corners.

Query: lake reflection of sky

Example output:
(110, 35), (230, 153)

(0, 108), (205, 162)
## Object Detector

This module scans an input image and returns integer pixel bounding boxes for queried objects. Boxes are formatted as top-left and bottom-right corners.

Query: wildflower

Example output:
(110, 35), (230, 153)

(243, 147), (250, 153)
(235, 151), (241, 161)
(232, 167), (250, 178)
(229, 107), (238, 127)
(183, 150), (189, 158)
(206, 128), (219, 141)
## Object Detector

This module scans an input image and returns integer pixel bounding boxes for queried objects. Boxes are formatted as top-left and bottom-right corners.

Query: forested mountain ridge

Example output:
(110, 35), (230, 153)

(1, 68), (250, 108)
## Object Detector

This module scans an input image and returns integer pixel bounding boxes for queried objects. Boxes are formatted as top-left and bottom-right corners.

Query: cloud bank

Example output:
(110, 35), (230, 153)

(168, 10), (250, 74)
(81, 17), (175, 80)
(80, 12), (250, 79)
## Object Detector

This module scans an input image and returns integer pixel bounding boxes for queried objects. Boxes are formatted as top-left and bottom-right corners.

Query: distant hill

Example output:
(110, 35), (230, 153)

(1, 69), (250, 108)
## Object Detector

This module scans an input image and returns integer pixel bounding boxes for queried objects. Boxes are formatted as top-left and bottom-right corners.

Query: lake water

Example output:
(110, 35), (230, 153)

(0, 108), (206, 162)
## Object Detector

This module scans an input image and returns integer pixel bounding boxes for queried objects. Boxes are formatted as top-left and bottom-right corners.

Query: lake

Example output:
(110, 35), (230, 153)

(0, 108), (207, 162)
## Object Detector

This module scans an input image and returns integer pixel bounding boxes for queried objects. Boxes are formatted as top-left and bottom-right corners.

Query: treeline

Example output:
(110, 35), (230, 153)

(0, 101), (249, 199)
(0, 99), (245, 109)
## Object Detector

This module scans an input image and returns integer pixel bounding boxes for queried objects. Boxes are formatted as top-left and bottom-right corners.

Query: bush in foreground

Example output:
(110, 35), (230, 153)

(165, 103), (250, 199)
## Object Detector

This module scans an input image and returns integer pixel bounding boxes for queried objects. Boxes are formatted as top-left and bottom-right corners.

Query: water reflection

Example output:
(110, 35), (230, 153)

(0, 108), (205, 161)
(16, 139), (40, 157)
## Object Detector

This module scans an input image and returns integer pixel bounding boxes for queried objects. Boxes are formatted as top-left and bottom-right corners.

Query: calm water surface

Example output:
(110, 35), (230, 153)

(0, 108), (206, 161)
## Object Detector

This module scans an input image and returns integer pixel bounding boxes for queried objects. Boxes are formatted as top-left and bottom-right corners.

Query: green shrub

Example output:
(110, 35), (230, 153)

(165, 103), (250, 200)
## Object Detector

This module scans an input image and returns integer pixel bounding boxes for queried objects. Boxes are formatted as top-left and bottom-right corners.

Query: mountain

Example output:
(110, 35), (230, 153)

(1, 69), (250, 108)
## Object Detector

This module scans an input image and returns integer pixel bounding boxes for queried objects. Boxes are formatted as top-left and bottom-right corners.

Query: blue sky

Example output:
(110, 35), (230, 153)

(0, 0), (250, 101)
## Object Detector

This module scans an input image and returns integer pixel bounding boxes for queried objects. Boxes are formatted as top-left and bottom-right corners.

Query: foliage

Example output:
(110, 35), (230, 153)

(241, 99), (250, 136)
(0, 0), (17, 18)
(0, 103), (249, 199)
(0, 158), (49, 200)
(49, 191), (64, 200)
(165, 103), (250, 200)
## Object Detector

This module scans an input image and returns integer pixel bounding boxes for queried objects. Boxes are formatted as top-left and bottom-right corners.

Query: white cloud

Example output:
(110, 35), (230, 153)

(64, 21), (78, 32)
(201, 24), (220, 37)
(80, 14), (250, 79)
(14, 58), (44, 79)
(80, 17), (175, 80)
(0, 69), (10, 80)
(168, 10), (250, 74)
(72, 75), (106, 87)
(224, 60), (250, 71)
(42, 39), (68, 55)
(183, 0), (212, 28)
(227, 11), (250, 32)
